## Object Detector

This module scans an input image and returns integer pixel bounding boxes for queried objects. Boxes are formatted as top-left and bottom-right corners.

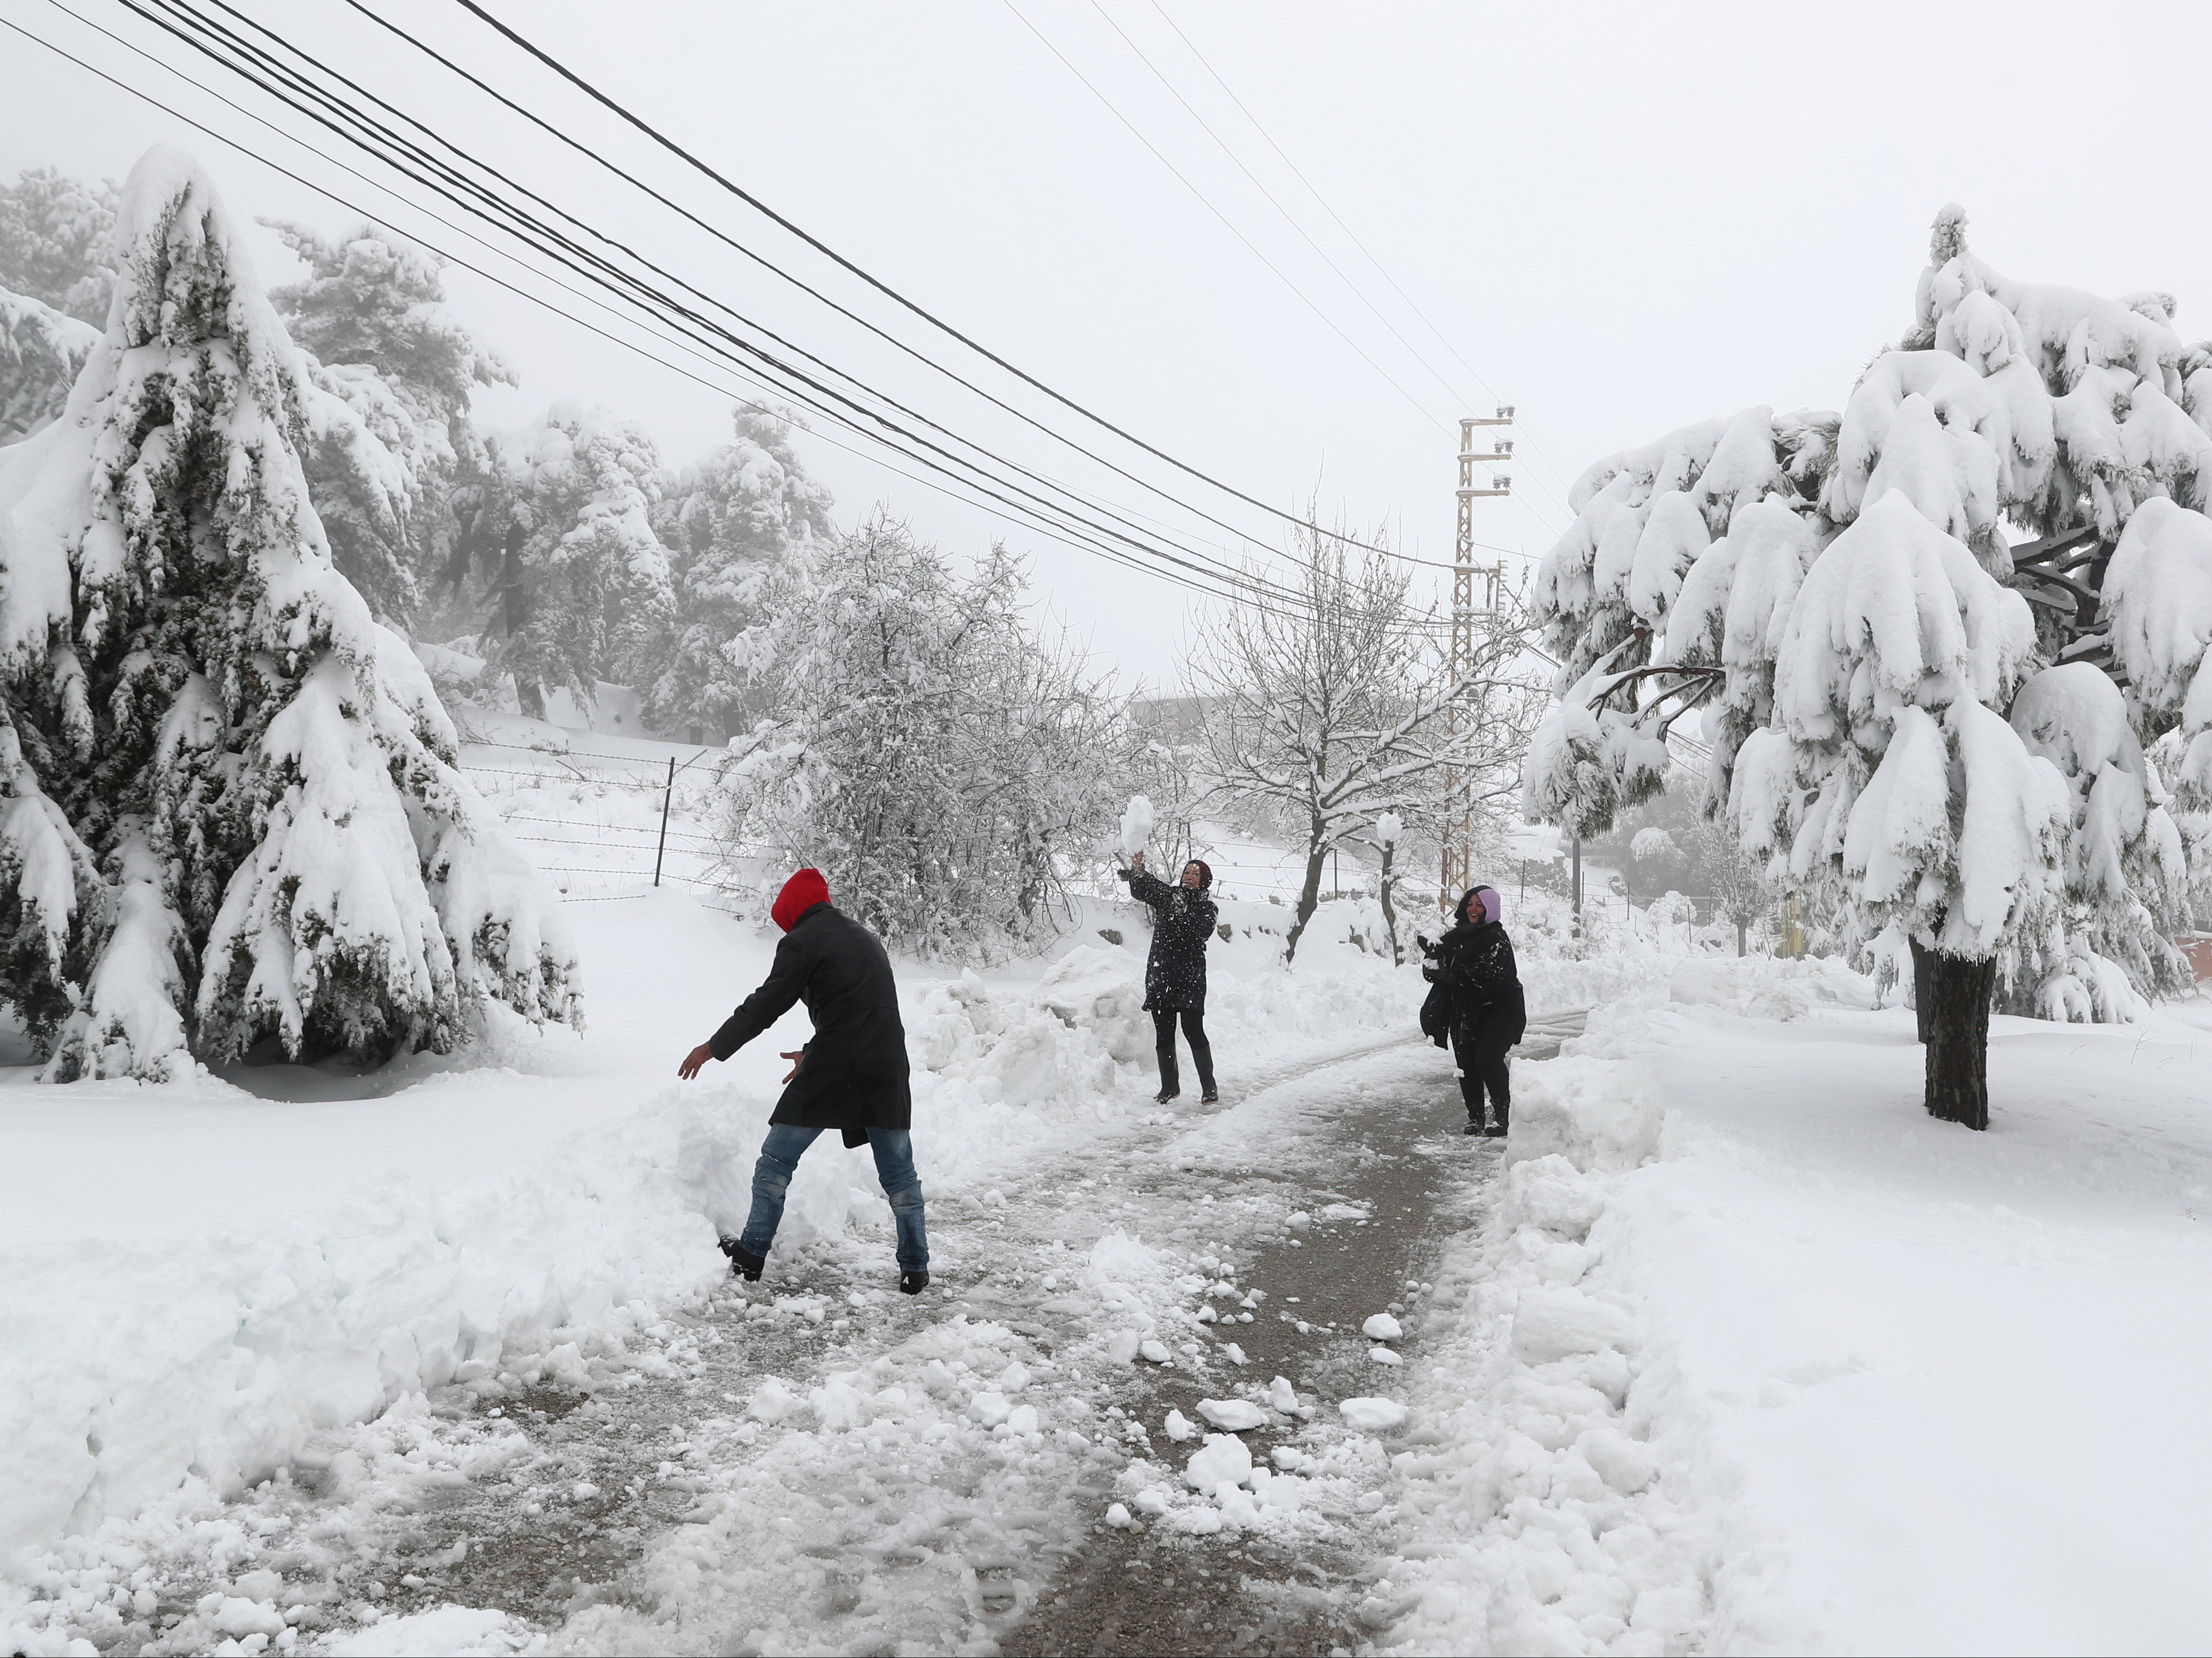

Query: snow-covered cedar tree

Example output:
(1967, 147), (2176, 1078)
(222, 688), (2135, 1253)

(1187, 517), (1542, 962)
(0, 166), (119, 326)
(262, 222), (514, 630)
(720, 514), (1132, 955)
(646, 407), (833, 741)
(1526, 203), (2208, 1129)
(444, 401), (676, 718)
(0, 145), (579, 1079)
(1, 286), (99, 443)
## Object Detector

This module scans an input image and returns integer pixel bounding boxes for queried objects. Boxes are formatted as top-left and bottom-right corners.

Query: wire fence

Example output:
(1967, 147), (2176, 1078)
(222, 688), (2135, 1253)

(452, 735), (746, 905)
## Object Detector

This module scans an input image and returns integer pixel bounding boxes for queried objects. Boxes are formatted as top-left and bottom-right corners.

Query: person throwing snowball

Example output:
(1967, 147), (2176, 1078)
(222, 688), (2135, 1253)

(1422, 884), (1526, 1137)
(678, 867), (929, 1293)
(1116, 850), (1219, 1104)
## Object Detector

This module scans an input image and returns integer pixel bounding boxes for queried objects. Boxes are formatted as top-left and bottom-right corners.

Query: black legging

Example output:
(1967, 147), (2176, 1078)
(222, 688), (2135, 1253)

(1153, 1008), (1214, 1096)
(1452, 1025), (1510, 1125)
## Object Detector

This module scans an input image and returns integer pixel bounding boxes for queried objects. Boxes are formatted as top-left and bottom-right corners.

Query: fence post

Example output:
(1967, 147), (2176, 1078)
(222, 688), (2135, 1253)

(653, 755), (674, 888)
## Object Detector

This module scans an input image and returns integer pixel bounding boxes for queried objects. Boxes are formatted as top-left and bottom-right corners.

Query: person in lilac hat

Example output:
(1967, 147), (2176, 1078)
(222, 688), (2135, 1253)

(1423, 884), (1525, 1136)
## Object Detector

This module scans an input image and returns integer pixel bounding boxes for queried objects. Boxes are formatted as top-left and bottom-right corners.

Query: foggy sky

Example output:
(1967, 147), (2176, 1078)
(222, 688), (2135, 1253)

(4, 0), (2208, 685)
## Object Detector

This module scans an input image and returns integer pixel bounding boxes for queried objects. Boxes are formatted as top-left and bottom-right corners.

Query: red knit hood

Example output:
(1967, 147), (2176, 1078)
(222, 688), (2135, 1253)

(771, 867), (831, 932)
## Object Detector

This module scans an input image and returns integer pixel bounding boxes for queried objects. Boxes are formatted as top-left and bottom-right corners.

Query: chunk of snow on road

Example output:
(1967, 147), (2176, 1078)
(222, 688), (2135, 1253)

(1338, 1397), (1407, 1432)
(1163, 1408), (1196, 1442)
(1268, 1376), (1298, 1412)
(1368, 1348), (1403, 1365)
(1197, 1398), (1267, 1431)
(1183, 1433), (1253, 1494)
(1139, 1339), (1171, 1364)
(1104, 1502), (1132, 1528)
(1362, 1312), (1403, 1341)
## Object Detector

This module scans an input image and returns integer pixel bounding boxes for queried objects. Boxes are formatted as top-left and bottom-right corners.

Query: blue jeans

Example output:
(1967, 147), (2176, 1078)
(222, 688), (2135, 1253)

(736, 1124), (928, 1271)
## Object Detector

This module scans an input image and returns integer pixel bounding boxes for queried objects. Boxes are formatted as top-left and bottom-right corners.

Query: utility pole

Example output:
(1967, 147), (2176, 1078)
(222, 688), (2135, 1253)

(1441, 409), (1513, 907)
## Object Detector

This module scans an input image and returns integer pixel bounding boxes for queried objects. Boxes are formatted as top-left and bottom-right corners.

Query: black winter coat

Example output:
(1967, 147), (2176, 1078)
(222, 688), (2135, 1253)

(1119, 865), (1217, 1013)
(1428, 920), (1526, 1048)
(709, 901), (911, 1146)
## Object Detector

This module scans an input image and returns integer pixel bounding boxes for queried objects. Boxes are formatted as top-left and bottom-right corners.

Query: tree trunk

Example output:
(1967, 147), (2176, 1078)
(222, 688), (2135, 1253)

(1921, 949), (1996, 1131)
(1735, 916), (1747, 958)
(517, 678), (547, 720)
(1283, 823), (1329, 964)
(1378, 845), (1399, 966)
(1907, 937), (1935, 1045)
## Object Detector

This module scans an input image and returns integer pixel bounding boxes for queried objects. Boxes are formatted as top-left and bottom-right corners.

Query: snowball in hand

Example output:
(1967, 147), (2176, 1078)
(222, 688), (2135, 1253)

(1119, 794), (1155, 857)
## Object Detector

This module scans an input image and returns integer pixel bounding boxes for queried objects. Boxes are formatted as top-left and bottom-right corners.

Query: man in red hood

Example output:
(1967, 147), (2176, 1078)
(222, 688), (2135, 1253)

(679, 868), (927, 1292)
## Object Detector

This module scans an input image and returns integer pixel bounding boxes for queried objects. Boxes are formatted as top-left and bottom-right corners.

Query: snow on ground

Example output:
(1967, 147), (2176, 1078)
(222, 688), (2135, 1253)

(1380, 952), (2212, 1655)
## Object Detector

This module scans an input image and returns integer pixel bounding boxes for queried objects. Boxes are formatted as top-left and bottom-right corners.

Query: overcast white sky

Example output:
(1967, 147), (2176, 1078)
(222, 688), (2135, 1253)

(6, 0), (2210, 685)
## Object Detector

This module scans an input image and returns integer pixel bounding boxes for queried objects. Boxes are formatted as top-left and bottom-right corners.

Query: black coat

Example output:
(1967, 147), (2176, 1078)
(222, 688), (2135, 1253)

(709, 901), (911, 1145)
(1426, 920), (1526, 1048)
(1118, 865), (1217, 1013)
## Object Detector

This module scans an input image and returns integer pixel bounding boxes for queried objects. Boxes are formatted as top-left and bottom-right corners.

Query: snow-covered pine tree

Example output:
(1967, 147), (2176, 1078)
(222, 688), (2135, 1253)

(0, 145), (578, 1077)
(0, 165), (119, 326)
(1526, 205), (2209, 1128)
(647, 408), (832, 741)
(447, 402), (675, 718)
(263, 222), (513, 630)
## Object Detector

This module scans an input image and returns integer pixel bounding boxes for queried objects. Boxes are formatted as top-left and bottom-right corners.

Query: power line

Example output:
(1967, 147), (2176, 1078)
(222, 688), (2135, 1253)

(86, 0), (1360, 624)
(82, 0), (1481, 636)
(7, 7), (1300, 626)
(1081, 2), (1473, 427)
(1140, 0), (1580, 515)
(317, 0), (1411, 588)
(997, 0), (1452, 435)
(438, 0), (1440, 564)
(317, 0), (1513, 581)
(13, 2), (1468, 644)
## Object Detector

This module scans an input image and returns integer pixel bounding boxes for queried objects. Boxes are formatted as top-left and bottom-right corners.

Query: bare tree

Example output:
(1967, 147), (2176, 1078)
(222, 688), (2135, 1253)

(1185, 518), (1539, 963)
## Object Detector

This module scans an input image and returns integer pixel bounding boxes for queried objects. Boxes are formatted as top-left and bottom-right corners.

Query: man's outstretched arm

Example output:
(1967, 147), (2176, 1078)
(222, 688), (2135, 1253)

(678, 934), (807, 1078)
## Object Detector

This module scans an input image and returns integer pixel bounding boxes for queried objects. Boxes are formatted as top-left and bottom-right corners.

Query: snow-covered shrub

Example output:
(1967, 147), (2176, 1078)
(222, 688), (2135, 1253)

(0, 145), (579, 1076)
(1525, 203), (2212, 1126)
(719, 516), (1135, 954)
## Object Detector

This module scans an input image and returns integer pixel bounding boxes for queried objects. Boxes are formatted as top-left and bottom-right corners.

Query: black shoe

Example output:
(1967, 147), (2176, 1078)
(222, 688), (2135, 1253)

(1154, 1088), (1179, 1104)
(718, 1236), (764, 1281)
(1201, 1088), (1219, 1104)
(899, 1271), (930, 1295)
(1483, 1122), (1507, 1139)
(1463, 1121), (1484, 1137)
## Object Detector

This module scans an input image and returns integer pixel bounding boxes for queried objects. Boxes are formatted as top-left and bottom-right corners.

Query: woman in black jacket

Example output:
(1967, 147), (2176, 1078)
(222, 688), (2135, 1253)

(1426, 884), (1526, 1137)
(1115, 851), (1218, 1104)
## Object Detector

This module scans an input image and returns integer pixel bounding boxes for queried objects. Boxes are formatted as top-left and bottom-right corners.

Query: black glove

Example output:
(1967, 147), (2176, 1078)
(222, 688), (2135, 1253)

(1114, 866), (1133, 883)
